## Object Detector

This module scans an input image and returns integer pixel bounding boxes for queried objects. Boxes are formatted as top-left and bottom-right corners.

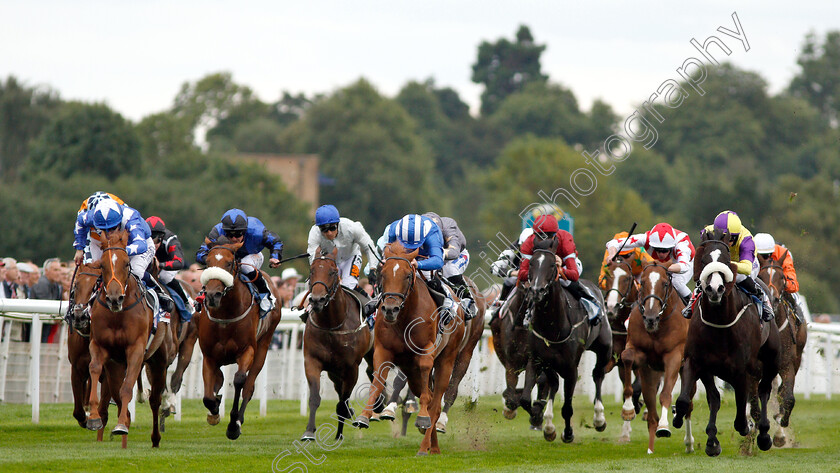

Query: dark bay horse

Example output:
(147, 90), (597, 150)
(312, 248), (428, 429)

(672, 232), (781, 456)
(196, 239), (282, 440)
(67, 263), (111, 438)
(354, 242), (468, 455)
(489, 282), (559, 428)
(758, 256), (807, 447)
(600, 257), (643, 441)
(86, 230), (176, 448)
(519, 238), (613, 443)
(620, 262), (692, 454)
(301, 247), (374, 442)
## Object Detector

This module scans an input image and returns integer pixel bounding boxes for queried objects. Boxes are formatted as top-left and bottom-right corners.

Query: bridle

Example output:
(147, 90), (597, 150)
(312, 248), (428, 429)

(638, 263), (674, 321)
(309, 253), (340, 310)
(96, 246), (140, 312)
(379, 256), (416, 317)
(68, 269), (101, 337)
(604, 259), (638, 313)
(530, 248), (562, 294)
(206, 246), (240, 298)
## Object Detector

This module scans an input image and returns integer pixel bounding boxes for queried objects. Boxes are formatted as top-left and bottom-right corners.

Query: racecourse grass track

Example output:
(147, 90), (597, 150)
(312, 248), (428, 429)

(1, 395), (838, 472)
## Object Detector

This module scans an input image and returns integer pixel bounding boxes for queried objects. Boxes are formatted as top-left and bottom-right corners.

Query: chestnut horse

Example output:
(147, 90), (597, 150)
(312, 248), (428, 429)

(620, 262), (692, 454)
(518, 237), (613, 443)
(489, 282), (559, 428)
(600, 257), (643, 441)
(67, 263), (111, 439)
(758, 256), (807, 447)
(353, 242), (468, 455)
(86, 230), (176, 448)
(672, 232), (781, 456)
(301, 247), (374, 442)
(196, 239), (282, 440)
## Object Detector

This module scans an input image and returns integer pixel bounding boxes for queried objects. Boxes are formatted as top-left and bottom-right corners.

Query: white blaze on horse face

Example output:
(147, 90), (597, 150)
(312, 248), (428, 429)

(214, 254), (223, 261)
(647, 271), (660, 312)
(392, 262), (400, 277)
(709, 272), (724, 292)
(606, 267), (627, 310)
(533, 254), (545, 286)
(111, 253), (117, 266)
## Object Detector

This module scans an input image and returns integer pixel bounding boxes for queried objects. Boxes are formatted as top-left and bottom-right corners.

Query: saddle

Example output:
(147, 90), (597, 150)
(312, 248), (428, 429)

(238, 273), (269, 320)
(340, 285), (369, 326)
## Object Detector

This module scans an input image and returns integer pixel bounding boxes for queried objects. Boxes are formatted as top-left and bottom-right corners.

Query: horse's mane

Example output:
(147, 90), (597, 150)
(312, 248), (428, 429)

(533, 236), (557, 251)
(383, 241), (417, 260)
(105, 228), (129, 247)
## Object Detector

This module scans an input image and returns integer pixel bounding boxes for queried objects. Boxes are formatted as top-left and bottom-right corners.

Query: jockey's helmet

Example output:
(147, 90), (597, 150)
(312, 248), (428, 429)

(647, 223), (677, 249)
(713, 210), (742, 237)
(395, 214), (434, 250)
(532, 215), (559, 238)
(92, 200), (123, 230)
(754, 233), (776, 254)
(221, 209), (248, 233)
(315, 205), (340, 226)
(146, 216), (166, 239)
(86, 191), (113, 210)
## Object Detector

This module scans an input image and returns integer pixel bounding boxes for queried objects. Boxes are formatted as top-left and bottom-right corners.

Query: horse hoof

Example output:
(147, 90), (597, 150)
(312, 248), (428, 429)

(416, 451), (428, 456)
(86, 417), (103, 432)
(773, 433), (786, 448)
(705, 441), (722, 457)
(595, 421), (607, 432)
(673, 415), (684, 429)
(544, 426), (556, 442)
(436, 423), (446, 434)
(112, 424), (128, 436)
(207, 414), (220, 426)
(757, 433), (772, 451)
(656, 428), (671, 438)
(353, 415), (369, 429)
(226, 420), (242, 440)
(503, 408), (517, 420)
(561, 431), (574, 444)
(621, 409), (636, 422)
(405, 400), (418, 414)
(301, 431), (316, 441)
(381, 403), (397, 421)
(529, 424), (543, 431)
(370, 412), (381, 422)
(415, 416), (431, 430)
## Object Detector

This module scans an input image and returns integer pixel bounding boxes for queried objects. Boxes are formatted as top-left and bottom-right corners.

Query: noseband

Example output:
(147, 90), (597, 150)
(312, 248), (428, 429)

(379, 256), (416, 317)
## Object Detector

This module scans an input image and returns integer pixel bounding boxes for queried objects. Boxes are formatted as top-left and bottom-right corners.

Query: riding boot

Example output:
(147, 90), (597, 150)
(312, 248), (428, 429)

(565, 280), (601, 326)
(682, 287), (701, 319)
(166, 279), (195, 320)
(143, 272), (174, 314)
(363, 295), (379, 318)
(738, 277), (773, 322)
(353, 285), (369, 298)
(247, 270), (276, 316)
(427, 277), (456, 329)
(446, 274), (476, 321)
(787, 292), (805, 324)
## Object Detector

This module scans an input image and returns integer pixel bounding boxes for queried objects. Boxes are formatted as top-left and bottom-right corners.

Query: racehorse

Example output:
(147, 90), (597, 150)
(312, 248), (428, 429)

(620, 262), (693, 454)
(67, 263), (111, 439)
(85, 230), (177, 448)
(196, 238), (283, 440)
(518, 237), (613, 443)
(301, 247), (374, 442)
(758, 255), (807, 447)
(672, 231), (781, 456)
(489, 282), (559, 429)
(353, 242), (467, 455)
(600, 257), (643, 441)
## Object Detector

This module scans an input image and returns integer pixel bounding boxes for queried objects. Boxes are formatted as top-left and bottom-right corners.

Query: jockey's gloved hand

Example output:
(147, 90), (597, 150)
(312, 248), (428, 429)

(491, 260), (509, 278)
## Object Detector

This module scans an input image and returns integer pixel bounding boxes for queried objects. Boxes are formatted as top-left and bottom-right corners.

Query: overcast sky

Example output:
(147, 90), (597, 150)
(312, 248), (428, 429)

(1, 1), (837, 122)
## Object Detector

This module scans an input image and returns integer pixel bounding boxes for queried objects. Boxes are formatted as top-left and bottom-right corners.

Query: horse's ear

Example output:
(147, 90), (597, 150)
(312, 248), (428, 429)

(406, 247), (420, 260)
(232, 241), (244, 250)
(383, 243), (394, 258)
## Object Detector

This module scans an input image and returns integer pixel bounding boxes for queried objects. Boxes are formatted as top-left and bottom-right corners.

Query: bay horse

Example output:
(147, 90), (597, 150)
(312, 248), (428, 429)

(758, 255), (807, 447)
(489, 282), (559, 428)
(620, 261), (693, 454)
(353, 242), (468, 455)
(196, 239), (283, 440)
(600, 257), (643, 441)
(518, 237), (613, 443)
(85, 230), (177, 448)
(67, 263), (111, 439)
(301, 247), (374, 442)
(672, 231), (781, 456)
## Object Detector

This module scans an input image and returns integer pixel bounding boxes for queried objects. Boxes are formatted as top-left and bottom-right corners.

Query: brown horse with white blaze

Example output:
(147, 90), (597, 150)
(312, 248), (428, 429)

(85, 230), (176, 448)
(196, 239), (282, 440)
(620, 262), (692, 454)
(354, 242), (467, 455)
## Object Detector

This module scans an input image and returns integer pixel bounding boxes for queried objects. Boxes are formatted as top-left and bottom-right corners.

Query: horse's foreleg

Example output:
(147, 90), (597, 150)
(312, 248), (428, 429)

(519, 360), (537, 418)
(700, 373), (722, 457)
(355, 348), (393, 428)
(560, 372), (576, 444)
(640, 367), (662, 454)
(71, 362), (89, 428)
(85, 341), (108, 432)
(413, 352), (435, 437)
(733, 375), (751, 437)
(226, 346), (254, 440)
(202, 357), (223, 425)
(170, 323), (197, 393)
(502, 367), (520, 417)
(757, 357), (778, 451)
(425, 352), (456, 455)
(673, 357), (697, 429)
(656, 350), (683, 441)
(301, 360), (322, 441)
(334, 366), (359, 441)
(238, 339), (271, 426)
(620, 347), (639, 422)
(383, 369), (408, 420)
(591, 339), (610, 433)
(115, 342), (146, 439)
(147, 356), (167, 448)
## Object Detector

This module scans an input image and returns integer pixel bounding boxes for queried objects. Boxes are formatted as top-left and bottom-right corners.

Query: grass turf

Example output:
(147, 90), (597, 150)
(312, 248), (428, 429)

(1, 393), (838, 472)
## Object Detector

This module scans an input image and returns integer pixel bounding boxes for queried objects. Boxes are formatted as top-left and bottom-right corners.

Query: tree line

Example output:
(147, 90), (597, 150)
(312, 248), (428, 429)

(1, 26), (839, 311)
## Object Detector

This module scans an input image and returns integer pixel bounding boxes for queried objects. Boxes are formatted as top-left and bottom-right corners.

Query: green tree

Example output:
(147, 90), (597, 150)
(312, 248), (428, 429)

(488, 82), (588, 145)
(789, 31), (840, 125)
(472, 25), (548, 116)
(25, 102), (140, 180)
(0, 76), (60, 180)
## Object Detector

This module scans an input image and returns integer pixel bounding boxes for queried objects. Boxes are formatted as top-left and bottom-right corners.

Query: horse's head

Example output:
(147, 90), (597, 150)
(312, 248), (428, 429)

(309, 246), (339, 312)
(638, 262), (671, 333)
(758, 257), (785, 305)
(694, 231), (736, 305)
(200, 237), (244, 308)
(69, 263), (101, 334)
(528, 236), (559, 303)
(93, 230), (131, 312)
(602, 256), (638, 319)
(379, 242), (419, 323)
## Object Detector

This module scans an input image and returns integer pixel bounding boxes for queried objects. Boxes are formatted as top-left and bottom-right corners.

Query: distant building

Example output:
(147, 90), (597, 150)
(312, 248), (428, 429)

(235, 153), (319, 215)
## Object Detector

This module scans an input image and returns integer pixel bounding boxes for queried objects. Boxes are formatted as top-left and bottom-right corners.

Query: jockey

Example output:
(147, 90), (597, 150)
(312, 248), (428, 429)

(519, 215), (600, 326)
(488, 228), (533, 317)
(73, 199), (173, 314)
(307, 205), (378, 294)
(605, 223), (694, 304)
(688, 210), (774, 322)
(195, 208), (283, 316)
(77, 191), (125, 263)
(598, 231), (654, 290)
(754, 232), (804, 323)
(422, 212), (476, 318)
(146, 216), (194, 322)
